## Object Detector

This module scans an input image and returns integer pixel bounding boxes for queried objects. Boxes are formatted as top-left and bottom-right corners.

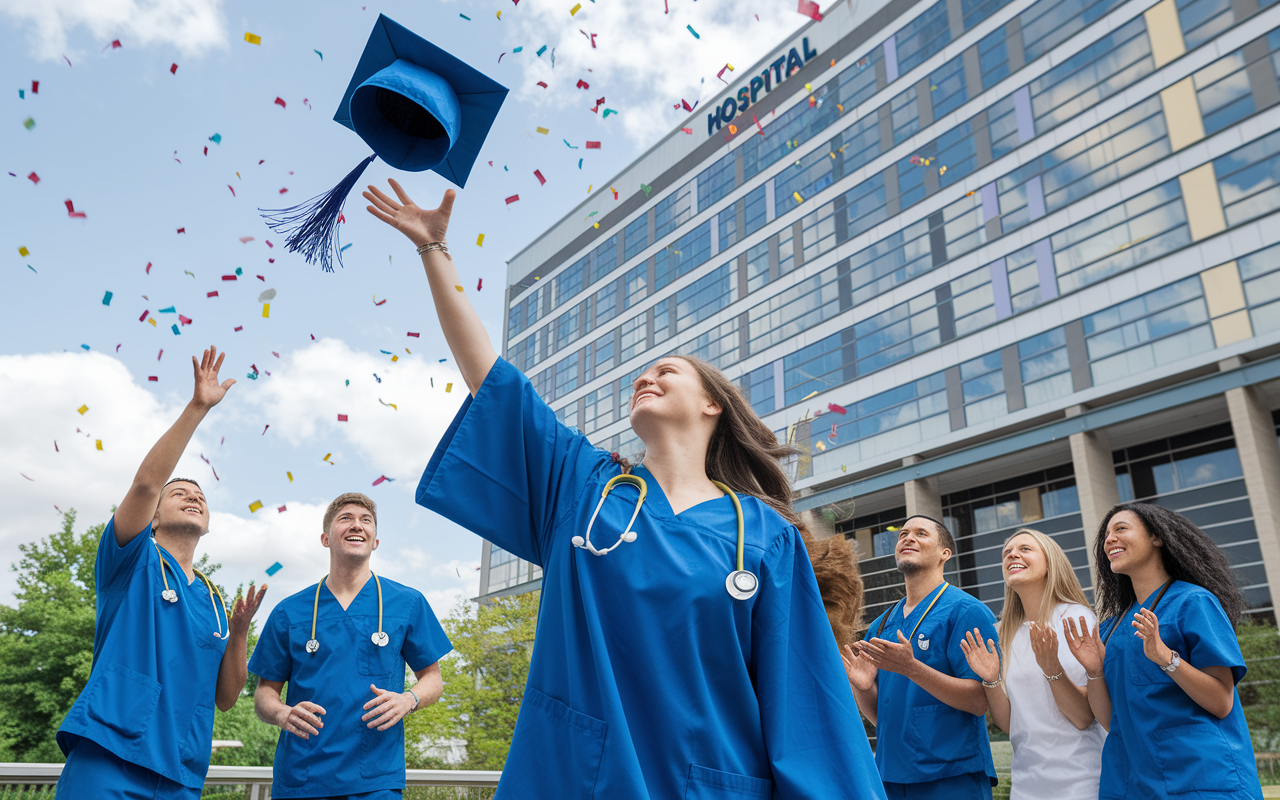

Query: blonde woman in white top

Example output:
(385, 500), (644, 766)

(959, 528), (1106, 800)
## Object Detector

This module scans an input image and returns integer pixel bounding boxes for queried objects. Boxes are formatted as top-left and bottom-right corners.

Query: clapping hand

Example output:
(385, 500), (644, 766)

(959, 627), (1001, 684)
(841, 644), (878, 691)
(227, 583), (267, 640)
(1029, 621), (1064, 677)
(1132, 608), (1173, 667)
(1064, 615), (1105, 678)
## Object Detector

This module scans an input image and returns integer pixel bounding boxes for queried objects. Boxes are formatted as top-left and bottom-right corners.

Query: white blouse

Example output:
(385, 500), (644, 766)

(1006, 602), (1107, 800)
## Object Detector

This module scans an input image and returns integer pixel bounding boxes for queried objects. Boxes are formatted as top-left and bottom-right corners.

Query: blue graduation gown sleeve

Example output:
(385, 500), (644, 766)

(417, 357), (612, 566)
(752, 527), (887, 799)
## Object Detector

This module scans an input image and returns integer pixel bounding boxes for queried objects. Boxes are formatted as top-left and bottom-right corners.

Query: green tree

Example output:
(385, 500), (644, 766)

(0, 510), (99, 762)
(1238, 618), (1280, 751)
(405, 592), (539, 770)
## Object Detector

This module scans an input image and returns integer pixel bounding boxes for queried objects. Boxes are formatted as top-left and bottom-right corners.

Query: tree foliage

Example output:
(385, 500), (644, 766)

(1237, 618), (1280, 750)
(405, 592), (539, 770)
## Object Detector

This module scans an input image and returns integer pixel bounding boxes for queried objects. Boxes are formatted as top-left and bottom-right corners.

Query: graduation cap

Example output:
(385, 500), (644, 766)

(260, 14), (508, 272)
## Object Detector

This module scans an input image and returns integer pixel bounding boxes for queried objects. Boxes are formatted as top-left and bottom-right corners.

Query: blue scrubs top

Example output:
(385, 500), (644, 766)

(417, 358), (886, 800)
(57, 518), (228, 788)
(1098, 581), (1262, 800)
(248, 574), (451, 798)
(865, 582), (1000, 786)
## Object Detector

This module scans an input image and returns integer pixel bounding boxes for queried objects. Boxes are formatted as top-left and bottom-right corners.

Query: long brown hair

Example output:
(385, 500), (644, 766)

(621, 355), (866, 647)
(996, 528), (1091, 677)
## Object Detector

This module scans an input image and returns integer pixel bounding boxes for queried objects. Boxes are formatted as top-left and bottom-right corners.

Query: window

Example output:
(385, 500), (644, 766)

(929, 56), (969, 121)
(891, 89), (921, 146)
(620, 314), (648, 363)
(508, 289), (541, 339)
(848, 216), (934, 307)
(1194, 50), (1254, 135)
(624, 262), (648, 309)
(960, 352), (1006, 425)
(697, 152), (736, 210)
(554, 259), (585, 309)
(488, 546), (526, 592)
(810, 372), (949, 474)
(854, 292), (943, 376)
(978, 27), (1011, 89)
(1178, 0), (1234, 49)
(774, 142), (837, 217)
(1029, 18), (1151, 135)
(1240, 243), (1280, 335)
(1018, 327), (1071, 407)
(895, 0), (951, 74)
(676, 264), (736, 332)
(1005, 245), (1042, 313)
(554, 303), (582, 353)
(555, 401), (579, 432)
(743, 185), (768, 237)
(746, 241), (771, 293)
(1039, 97), (1168, 214)
(801, 199), (839, 262)
(554, 351), (579, 400)
(1021, 0), (1128, 63)
(655, 181), (695, 240)
(594, 281), (618, 327)
(684, 317), (741, 369)
(625, 215), (648, 261)
(747, 262), (843, 353)
(778, 226), (797, 277)
(582, 384), (614, 433)
(962, 0), (1007, 31)
(1083, 276), (1213, 385)
(653, 222), (712, 291)
(739, 363), (776, 417)
(654, 297), (673, 346)
(950, 265), (996, 337)
(589, 236), (619, 283)
(718, 204), (738, 250)
(784, 331), (849, 404)
(839, 173), (890, 244)
(1214, 128), (1280, 229)
(617, 364), (648, 420)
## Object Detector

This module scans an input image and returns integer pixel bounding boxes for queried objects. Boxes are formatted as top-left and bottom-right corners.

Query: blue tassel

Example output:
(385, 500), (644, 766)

(259, 154), (377, 272)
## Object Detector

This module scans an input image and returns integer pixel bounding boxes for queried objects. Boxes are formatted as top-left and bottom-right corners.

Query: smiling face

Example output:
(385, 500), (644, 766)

(153, 481), (208, 538)
(1103, 510), (1162, 576)
(1002, 532), (1047, 588)
(321, 503), (379, 562)
(628, 357), (721, 436)
(894, 517), (952, 576)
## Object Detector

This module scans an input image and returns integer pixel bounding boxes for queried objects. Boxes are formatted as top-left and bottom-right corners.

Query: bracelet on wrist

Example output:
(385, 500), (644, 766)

(416, 241), (449, 256)
(1043, 669), (1064, 682)
(981, 677), (1002, 689)
(405, 688), (420, 710)
(1086, 671), (1104, 681)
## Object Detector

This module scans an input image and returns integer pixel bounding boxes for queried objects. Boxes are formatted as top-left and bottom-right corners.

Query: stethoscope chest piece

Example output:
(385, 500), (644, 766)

(162, 589), (178, 604)
(306, 639), (320, 655)
(371, 631), (389, 647)
(726, 570), (759, 600)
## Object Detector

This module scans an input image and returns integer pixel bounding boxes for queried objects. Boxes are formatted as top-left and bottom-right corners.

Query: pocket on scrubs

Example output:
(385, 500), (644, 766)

(500, 687), (607, 797)
(179, 702), (214, 774)
(1151, 721), (1243, 795)
(684, 764), (773, 799)
(907, 704), (979, 769)
(85, 662), (161, 739)
(1129, 654), (1176, 686)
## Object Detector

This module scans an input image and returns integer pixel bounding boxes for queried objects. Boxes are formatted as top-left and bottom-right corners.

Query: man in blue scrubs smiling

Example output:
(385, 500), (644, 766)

(250, 492), (451, 800)
(843, 515), (1000, 799)
(56, 346), (267, 799)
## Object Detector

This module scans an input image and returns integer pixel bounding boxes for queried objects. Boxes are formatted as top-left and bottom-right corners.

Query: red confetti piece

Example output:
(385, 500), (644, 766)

(110, 39), (122, 49)
(537, 81), (548, 88)
(54, 441), (58, 452)
(274, 97), (286, 108)
(64, 199), (86, 218)
(207, 291), (219, 298)
(505, 194), (520, 204)
(139, 310), (149, 321)
(278, 505), (287, 513)
(203, 146), (208, 156)
(228, 185), (235, 196)
(374, 297), (387, 306)
(157, 349), (163, 360)
(31, 80), (38, 94)
(262, 424), (269, 435)
(177, 227), (186, 233)
(179, 315), (192, 325)
(828, 403), (848, 415)
(234, 326), (243, 332)
(576, 79), (590, 89)
(265, 240), (273, 248)
(337, 414), (349, 422)
(407, 332), (420, 338)
(797, 0), (824, 20)
(585, 141), (601, 149)
(20, 473), (33, 481)
(278, 188), (288, 194)
(222, 275), (237, 281)
(27, 172), (39, 184)
(682, 127), (693, 134)
(148, 376), (158, 381)
(478, 278), (483, 291)
(371, 475), (390, 486)
(534, 169), (546, 185)
(170, 63), (178, 74)
(257, 275), (265, 280)
(682, 99), (695, 112)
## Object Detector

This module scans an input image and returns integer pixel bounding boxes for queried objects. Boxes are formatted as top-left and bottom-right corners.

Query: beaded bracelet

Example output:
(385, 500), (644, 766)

(1043, 669), (1064, 682)
(416, 241), (449, 256)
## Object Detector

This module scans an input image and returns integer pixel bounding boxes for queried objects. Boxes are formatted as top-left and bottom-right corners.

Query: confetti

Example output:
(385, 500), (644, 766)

(171, 324), (180, 335)
(603, 109), (617, 118)
(379, 399), (397, 410)
(576, 79), (590, 90)
(505, 194), (520, 204)
(18, 246), (29, 257)
(586, 141), (601, 149)
(170, 63), (178, 74)
(95, 440), (103, 451)
(274, 97), (286, 109)
(478, 278), (483, 291)
(373, 295), (386, 306)
(77, 405), (88, 415)
(20, 473), (34, 481)
(266, 562), (283, 576)
(798, 0), (824, 20)
(314, 49), (323, 59)
(27, 172), (39, 184)
(534, 169), (546, 185)
(287, 472), (293, 482)
(244, 32), (261, 45)
(455, 285), (464, 292)
(459, 12), (471, 19)
(641, 183), (652, 196)
(536, 126), (549, 134)
(446, 383), (453, 393)
(537, 81), (547, 88)
(258, 288), (276, 303)
(102, 291), (112, 305)
(337, 413), (349, 422)
(323, 453), (334, 464)
(537, 45), (547, 57)
(23, 117), (35, 130)
(687, 24), (699, 38)
(371, 475), (394, 486)
(249, 500), (263, 512)
(793, 191), (804, 203)
(65, 199), (86, 218)
(476, 234), (485, 246)
(262, 304), (270, 318)
(570, 2), (581, 14)
(828, 403), (848, 415)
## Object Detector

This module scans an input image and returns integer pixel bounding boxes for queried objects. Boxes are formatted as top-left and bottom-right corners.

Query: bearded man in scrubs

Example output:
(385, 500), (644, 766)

(843, 515), (1000, 799)
(250, 492), (451, 800)
(56, 346), (267, 799)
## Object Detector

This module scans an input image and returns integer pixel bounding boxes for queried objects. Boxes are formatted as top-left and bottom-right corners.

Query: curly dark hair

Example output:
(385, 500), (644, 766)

(1093, 502), (1244, 625)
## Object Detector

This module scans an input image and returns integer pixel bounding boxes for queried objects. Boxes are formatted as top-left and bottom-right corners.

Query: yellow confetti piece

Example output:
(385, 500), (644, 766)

(805, 83), (812, 92)
(477, 233), (485, 246)
(95, 439), (103, 450)
(497, 9), (501, 17)
(446, 383), (453, 393)
(727, 63), (735, 71)
(536, 126), (549, 135)
(262, 303), (270, 318)
(455, 285), (464, 292)
(244, 32), (261, 45)
(593, 223), (600, 229)
(18, 246), (29, 257)
(793, 191), (804, 203)
(391, 355), (399, 362)
(286, 471), (293, 482)
(815, 440), (827, 450)
(588, 184), (592, 194)
(323, 453), (334, 464)
(249, 500), (263, 512)
(148, 317), (157, 327)
(77, 405), (88, 415)
(570, 2), (581, 13)
(801, 390), (819, 401)
(841, 465), (848, 472)
(405, 348), (412, 354)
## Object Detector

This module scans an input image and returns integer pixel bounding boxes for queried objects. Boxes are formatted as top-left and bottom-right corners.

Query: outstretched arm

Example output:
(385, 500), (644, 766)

(113, 346), (235, 545)
(215, 584), (267, 711)
(364, 181), (497, 397)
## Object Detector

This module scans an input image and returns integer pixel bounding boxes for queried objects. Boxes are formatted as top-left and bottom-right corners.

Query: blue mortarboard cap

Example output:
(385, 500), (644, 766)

(260, 14), (508, 272)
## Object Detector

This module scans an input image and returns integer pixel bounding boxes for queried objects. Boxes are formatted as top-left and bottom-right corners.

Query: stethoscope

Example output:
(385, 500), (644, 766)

(155, 541), (229, 640)
(571, 471), (760, 601)
(304, 572), (388, 655)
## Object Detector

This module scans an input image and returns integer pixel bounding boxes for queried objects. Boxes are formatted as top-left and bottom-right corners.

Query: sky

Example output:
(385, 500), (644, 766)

(0, 0), (806, 620)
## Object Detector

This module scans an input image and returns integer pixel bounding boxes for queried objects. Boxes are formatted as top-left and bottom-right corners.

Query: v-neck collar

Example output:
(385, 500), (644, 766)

(155, 541), (197, 586)
(631, 464), (731, 520)
(900, 580), (947, 624)
(322, 572), (374, 613)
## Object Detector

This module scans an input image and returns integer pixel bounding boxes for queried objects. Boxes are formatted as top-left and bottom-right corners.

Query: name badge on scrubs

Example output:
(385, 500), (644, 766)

(917, 633), (930, 651)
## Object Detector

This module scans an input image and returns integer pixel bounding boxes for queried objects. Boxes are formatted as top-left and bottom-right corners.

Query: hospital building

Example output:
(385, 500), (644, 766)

(477, 0), (1280, 630)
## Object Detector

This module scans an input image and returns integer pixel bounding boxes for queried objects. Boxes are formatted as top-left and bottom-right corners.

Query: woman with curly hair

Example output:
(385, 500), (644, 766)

(365, 180), (883, 800)
(1063, 502), (1262, 800)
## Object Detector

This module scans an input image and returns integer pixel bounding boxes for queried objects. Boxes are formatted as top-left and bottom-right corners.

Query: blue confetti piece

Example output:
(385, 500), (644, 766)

(235, 267), (243, 275)
(27, 264), (35, 273)
(551, 48), (556, 67)
(209, 133), (222, 144)
(439, 358), (447, 362)
(459, 12), (471, 19)
(345, 379), (350, 386)
(314, 49), (323, 60)
(373, 373), (382, 383)
(564, 139), (579, 149)
(579, 159), (584, 169)
(536, 44), (547, 57)
(19, 89), (24, 99)
(171, 324), (180, 335)
(265, 562), (283, 576)
(379, 349), (393, 354)
(80, 344), (90, 350)
(513, 46), (523, 53)
(159, 306), (176, 313)
(247, 371), (258, 380)
(687, 24), (700, 38)
(340, 243), (353, 253)
(102, 291), (113, 305)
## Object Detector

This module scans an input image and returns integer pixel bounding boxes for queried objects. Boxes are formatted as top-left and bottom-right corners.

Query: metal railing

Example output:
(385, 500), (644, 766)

(0, 764), (501, 800)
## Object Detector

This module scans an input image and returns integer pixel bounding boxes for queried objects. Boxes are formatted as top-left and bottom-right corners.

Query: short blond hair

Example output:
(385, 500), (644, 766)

(323, 493), (377, 534)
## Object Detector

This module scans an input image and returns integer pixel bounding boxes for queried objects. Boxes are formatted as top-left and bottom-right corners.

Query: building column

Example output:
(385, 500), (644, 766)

(1068, 423), (1118, 588)
(903, 455), (943, 521)
(1224, 381), (1280, 614)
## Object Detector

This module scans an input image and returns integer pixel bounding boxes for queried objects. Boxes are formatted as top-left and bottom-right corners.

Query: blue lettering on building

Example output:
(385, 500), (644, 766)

(707, 38), (819, 136)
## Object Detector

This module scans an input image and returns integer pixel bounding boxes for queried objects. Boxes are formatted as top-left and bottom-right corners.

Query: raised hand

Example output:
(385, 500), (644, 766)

(842, 644), (878, 691)
(364, 179), (454, 248)
(278, 700), (326, 740)
(1029, 621), (1065, 676)
(1064, 615), (1105, 678)
(362, 684), (416, 731)
(1132, 608), (1173, 667)
(959, 627), (1001, 683)
(191, 346), (236, 410)
(854, 631), (919, 677)
(227, 583), (267, 640)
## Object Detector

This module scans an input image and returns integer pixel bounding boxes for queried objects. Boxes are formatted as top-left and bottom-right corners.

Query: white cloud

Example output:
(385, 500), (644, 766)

(0, 0), (228, 61)
(503, 0), (806, 143)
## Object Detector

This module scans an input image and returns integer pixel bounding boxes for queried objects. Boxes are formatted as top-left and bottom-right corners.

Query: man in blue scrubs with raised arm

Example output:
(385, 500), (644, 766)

(250, 492), (451, 800)
(56, 345), (267, 799)
(843, 515), (1000, 800)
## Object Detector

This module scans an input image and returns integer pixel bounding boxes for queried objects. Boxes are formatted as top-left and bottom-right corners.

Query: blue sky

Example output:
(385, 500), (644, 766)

(0, 0), (804, 616)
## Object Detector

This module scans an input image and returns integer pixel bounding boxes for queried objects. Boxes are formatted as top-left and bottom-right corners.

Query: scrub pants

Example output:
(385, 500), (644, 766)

(882, 772), (992, 800)
(56, 737), (199, 800)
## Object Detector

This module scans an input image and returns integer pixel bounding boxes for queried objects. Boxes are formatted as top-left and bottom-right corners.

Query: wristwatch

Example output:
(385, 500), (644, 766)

(1160, 650), (1181, 673)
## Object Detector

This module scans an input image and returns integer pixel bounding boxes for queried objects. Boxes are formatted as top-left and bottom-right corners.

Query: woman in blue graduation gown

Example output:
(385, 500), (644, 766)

(1063, 503), (1263, 800)
(365, 181), (885, 800)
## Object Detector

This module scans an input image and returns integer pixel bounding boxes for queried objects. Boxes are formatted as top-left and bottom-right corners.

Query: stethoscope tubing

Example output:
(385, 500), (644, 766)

(155, 541), (229, 640)
(306, 571), (386, 654)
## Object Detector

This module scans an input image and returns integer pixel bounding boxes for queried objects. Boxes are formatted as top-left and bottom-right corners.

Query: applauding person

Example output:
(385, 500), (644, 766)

(1064, 503), (1262, 800)
(960, 529), (1105, 800)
